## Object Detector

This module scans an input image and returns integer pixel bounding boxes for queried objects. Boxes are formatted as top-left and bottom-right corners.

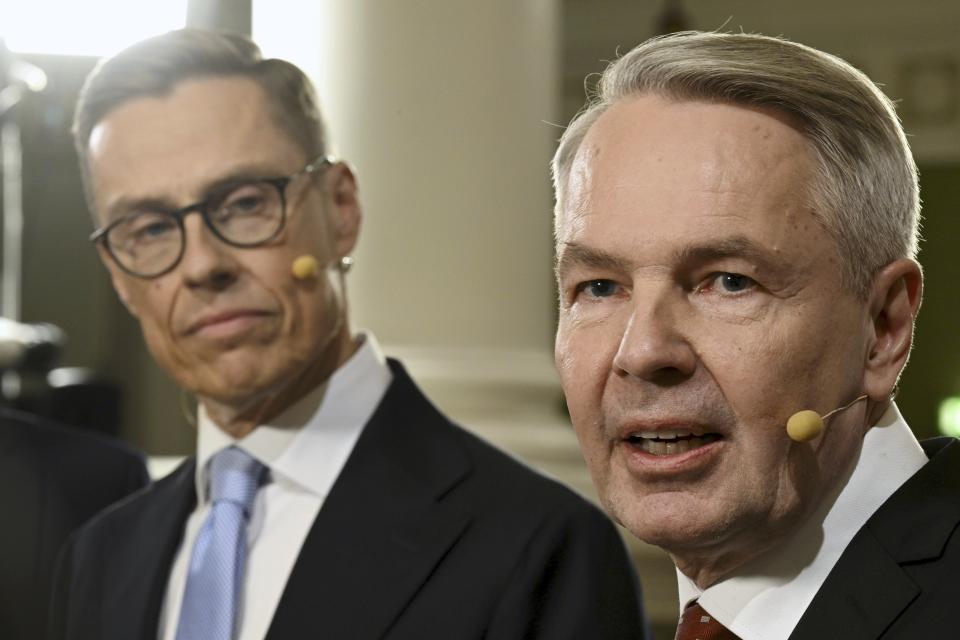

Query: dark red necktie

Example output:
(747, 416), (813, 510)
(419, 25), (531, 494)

(675, 601), (741, 640)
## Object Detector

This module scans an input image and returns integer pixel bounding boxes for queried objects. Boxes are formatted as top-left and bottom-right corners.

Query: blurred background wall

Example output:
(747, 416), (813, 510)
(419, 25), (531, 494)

(1, 1), (958, 636)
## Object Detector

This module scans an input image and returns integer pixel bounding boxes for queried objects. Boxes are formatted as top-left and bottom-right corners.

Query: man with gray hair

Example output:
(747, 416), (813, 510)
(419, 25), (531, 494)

(50, 28), (647, 639)
(553, 30), (955, 638)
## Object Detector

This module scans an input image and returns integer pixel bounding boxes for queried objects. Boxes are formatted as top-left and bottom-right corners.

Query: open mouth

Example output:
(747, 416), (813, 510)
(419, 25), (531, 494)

(625, 431), (722, 456)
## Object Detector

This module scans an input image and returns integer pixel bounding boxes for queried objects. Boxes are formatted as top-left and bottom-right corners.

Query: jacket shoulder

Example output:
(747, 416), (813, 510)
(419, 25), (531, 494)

(71, 457), (193, 549)
(0, 407), (146, 470)
(451, 420), (597, 510)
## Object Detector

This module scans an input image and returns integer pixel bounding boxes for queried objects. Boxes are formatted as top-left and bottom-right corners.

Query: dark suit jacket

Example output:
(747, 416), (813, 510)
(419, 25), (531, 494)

(791, 437), (960, 639)
(51, 361), (647, 639)
(0, 408), (149, 640)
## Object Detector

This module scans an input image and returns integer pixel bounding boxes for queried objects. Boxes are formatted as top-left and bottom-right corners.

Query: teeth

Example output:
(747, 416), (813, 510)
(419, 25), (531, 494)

(646, 437), (702, 456)
(628, 434), (720, 456)
(629, 429), (700, 441)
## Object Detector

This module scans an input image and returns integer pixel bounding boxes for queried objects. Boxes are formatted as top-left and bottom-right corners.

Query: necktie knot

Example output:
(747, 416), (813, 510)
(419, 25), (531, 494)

(208, 446), (265, 515)
(675, 601), (741, 640)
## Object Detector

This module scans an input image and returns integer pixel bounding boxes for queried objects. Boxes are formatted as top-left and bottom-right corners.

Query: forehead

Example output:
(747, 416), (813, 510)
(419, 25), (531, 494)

(558, 94), (820, 261)
(86, 75), (303, 220)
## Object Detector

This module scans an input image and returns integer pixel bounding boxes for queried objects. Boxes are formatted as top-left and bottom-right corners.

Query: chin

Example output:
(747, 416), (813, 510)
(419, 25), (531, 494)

(604, 487), (738, 550)
(191, 361), (286, 402)
(627, 519), (719, 551)
(616, 509), (703, 548)
(194, 378), (271, 407)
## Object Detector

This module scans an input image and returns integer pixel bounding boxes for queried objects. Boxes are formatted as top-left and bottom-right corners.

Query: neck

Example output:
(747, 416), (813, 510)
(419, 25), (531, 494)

(669, 523), (796, 589)
(201, 329), (359, 439)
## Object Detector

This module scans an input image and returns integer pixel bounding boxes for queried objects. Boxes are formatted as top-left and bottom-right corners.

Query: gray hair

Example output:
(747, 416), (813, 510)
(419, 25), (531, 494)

(73, 28), (327, 213)
(552, 31), (920, 296)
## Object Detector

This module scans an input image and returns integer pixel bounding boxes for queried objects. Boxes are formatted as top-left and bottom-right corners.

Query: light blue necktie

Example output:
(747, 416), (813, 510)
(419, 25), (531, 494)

(176, 446), (266, 640)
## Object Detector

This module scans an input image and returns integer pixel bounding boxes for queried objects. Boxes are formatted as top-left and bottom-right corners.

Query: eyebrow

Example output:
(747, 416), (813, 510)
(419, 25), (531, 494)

(101, 162), (291, 222)
(555, 243), (634, 280)
(556, 235), (784, 279)
(673, 236), (778, 269)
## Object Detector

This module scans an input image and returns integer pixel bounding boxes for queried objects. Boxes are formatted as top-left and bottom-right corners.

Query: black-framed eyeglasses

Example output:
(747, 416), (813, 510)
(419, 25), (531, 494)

(90, 155), (334, 279)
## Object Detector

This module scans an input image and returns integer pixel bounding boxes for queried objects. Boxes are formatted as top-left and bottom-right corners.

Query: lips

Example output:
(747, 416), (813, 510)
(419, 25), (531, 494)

(625, 430), (723, 456)
(617, 419), (725, 458)
(184, 309), (274, 336)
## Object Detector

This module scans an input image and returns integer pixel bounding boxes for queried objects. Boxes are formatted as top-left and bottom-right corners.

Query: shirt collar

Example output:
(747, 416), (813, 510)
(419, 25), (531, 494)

(195, 332), (392, 503)
(676, 402), (927, 639)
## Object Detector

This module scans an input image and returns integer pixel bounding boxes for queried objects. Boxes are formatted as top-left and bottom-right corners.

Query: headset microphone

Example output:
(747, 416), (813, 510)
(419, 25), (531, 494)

(291, 255), (356, 280)
(291, 255), (320, 280)
(786, 394), (869, 442)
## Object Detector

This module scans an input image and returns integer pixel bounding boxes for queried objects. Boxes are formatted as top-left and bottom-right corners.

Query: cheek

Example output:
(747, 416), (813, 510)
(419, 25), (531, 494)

(280, 270), (343, 346)
(130, 281), (178, 338)
(698, 316), (812, 413)
(136, 302), (197, 387)
(556, 317), (625, 457)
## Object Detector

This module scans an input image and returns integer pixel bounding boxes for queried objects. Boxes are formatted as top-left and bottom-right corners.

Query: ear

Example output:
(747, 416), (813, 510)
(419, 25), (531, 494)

(863, 258), (922, 399)
(97, 244), (139, 317)
(324, 161), (362, 258)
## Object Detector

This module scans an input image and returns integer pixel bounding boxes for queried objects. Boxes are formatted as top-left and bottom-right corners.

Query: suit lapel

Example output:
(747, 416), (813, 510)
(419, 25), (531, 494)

(791, 438), (960, 639)
(102, 458), (197, 639)
(789, 530), (918, 639)
(267, 361), (473, 640)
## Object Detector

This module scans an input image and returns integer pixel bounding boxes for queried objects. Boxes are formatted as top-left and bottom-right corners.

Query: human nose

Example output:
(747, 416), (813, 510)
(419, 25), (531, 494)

(178, 215), (240, 290)
(612, 290), (697, 384)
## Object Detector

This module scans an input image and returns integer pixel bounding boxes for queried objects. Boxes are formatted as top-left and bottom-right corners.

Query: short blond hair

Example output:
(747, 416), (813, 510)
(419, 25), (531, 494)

(74, 28), (327, 214)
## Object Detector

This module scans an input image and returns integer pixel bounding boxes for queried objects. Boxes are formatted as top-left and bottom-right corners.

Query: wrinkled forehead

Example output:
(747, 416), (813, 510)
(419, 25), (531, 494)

(555, 95), (822, 267)
(557, 96), (814, 224)
(558, 96), (815, 229)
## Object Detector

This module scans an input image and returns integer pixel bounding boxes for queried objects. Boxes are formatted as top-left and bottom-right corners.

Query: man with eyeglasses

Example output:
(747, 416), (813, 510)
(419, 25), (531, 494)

(49, 29), (647, 640)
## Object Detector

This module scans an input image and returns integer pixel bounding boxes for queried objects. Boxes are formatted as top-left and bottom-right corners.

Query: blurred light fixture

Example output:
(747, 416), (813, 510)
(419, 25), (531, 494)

(938, 396), (960, 437)
(0, 0), (187, 57)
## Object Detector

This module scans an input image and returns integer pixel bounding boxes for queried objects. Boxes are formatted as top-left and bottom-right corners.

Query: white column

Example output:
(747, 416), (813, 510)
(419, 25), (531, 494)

(254, 1), (564, 430)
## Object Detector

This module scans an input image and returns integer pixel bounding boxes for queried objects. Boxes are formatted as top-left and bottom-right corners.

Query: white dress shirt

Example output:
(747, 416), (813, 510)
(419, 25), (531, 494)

(676, 403), (928, 640)
(158, 333), (392, 640)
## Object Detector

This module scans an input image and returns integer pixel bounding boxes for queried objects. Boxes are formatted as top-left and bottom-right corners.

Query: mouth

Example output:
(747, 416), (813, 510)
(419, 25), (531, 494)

(623, 429), (723, 456)
(185, 309), (275, 337)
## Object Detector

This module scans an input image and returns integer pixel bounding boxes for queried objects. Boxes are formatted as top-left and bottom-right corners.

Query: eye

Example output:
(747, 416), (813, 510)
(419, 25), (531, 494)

(707, 272), (756, 294)
(122, 213), (177, 244)
(136, 220), (176, 239)
(576, 279), (620, 298)
(217, 183), (272, 220)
